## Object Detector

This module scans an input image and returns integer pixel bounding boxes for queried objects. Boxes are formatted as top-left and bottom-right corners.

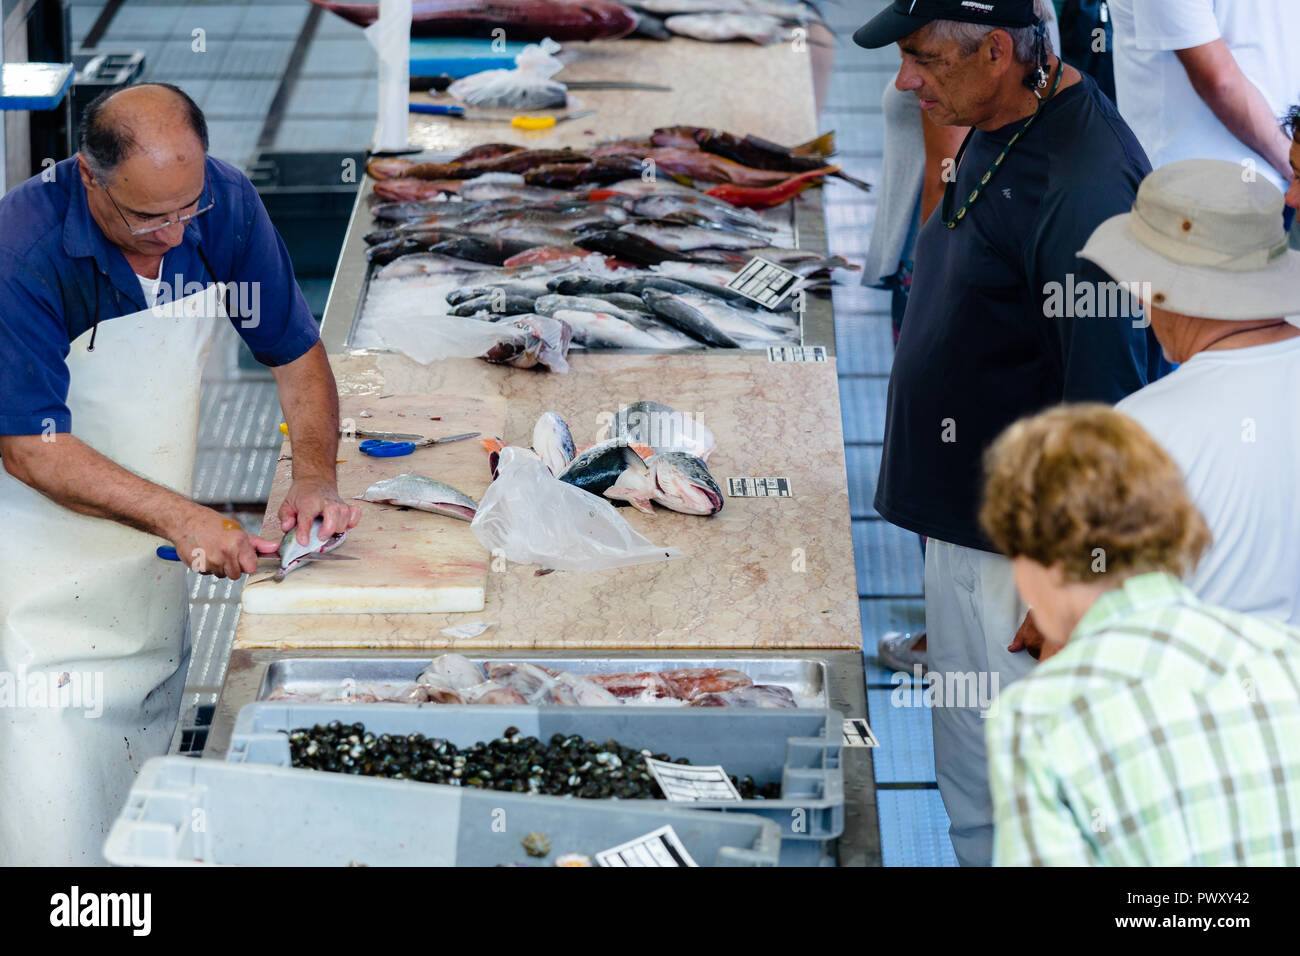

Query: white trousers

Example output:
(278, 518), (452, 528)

(924, 538), (1035, 866)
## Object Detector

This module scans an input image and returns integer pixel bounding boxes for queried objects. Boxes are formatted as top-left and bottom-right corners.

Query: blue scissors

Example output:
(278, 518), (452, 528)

(359, 431), (480, 458)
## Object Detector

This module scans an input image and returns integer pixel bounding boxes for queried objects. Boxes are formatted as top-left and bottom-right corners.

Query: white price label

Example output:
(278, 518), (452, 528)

(767, 345), (826, 363)
(727, 256), (801, 308)
(645, 757), (743, 802)
(595, 825), (698, 867)
(726, 477), (792, 498)
(842, 718), (879, 748)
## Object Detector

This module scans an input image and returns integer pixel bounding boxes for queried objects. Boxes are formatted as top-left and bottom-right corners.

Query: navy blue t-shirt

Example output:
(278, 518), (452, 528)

(874, 71), (1171, 553)
(0, 155), (320, 435)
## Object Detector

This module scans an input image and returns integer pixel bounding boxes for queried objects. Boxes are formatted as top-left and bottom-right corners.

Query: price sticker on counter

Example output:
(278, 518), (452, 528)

(645, 757), (743, 802)
(842, 718), (880, 748)
(727, 256), (801, 309)
(727, 477), (792, 498)
(767, 345), (827, 363)
(595, 825), (699, 867)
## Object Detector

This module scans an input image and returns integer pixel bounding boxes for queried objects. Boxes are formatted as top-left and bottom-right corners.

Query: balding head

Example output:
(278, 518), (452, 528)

(79, 83), (208, 186)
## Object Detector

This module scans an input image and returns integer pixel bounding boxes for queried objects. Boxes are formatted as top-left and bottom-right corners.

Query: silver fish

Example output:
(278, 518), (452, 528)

(355, 473), (479, 521)
(376, 253), (498, 279)
(533, 411), (576, 476)
(639, 288), (741, 348)
(617, 222), (770, 252)
(664, 12), (789, 44)
(551, 309), (685, 350)
(274, 517), (353, 582)
(605, 451), (724, 515)
(605, 400), (717, 461)
(669, 292), (798, 342)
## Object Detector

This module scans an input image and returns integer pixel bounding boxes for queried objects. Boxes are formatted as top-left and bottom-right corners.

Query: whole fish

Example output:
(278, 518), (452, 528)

(463, 148), (591, 174)
(373, 178), (462, 201)
(552, 309), (681, 349)
(376, 253), (498, 279)
(502, 247), (600, 268)
(574, 229), (695, 265)
(273, 517), (353, 582)
(446, 279), (554, 305)
(625, 193), (773, 232)
(426, 236), (538, 265)
(449, 293), (539, 317)
(663, 292), (797, 342)
(598, 147), (795, 186)
(459, 175), (573, 203)
(664, 12), (788, 44)
(605, 451), (723, 515)
(533, 293), (650, 326)
(371, 199), (510, 224)
(605, 400), (717, 460)
(524, 156), (646, 188)
(652, 126), (835, 173)
(308, 0), (639, 42)
(557, 438), (649, 496)
(452, 143), (526, 163)
(617, 222), (769, 252)
(589, 178), (702, 198)
(640, 288), (740, 347)
(533, 411), (576, 476)
(355, 473), (479, 520)
(705, 165), (840, 208)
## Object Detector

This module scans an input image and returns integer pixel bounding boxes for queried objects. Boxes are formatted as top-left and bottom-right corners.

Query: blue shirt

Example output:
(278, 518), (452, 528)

(874, 72), (1172, 552)
(0, 155), (320, 435)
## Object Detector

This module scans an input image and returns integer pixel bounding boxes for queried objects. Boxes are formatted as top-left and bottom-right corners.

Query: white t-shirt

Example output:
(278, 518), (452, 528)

(1117, 335), (1300, 627)
(136, 271), (162, 306)
(1109, 0), (1300, 191)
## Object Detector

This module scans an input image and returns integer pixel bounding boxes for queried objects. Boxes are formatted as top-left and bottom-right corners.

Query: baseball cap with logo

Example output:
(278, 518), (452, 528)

(1078, 159), (1300, 322)
(854, 0), (1040, 49)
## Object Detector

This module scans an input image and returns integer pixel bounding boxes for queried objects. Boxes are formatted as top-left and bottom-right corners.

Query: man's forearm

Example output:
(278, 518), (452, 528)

(272, 341), (339, 481)
(1178, 40), (1293, 181)
(0, 433), (199, 538)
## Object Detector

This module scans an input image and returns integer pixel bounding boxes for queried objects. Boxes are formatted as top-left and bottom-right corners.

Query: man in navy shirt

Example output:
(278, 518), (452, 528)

(0, 84), (360, 864)
(856, 0), (1169, 865)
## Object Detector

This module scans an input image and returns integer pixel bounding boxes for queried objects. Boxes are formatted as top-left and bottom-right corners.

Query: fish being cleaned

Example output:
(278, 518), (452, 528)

(355, 473), (479, 521)
(664, 12), (789, 44)
(604, 399), (717, 460)
(605, 451), (723, 515)
(271, 517), (354, 582)
(533, 411), (576, 476)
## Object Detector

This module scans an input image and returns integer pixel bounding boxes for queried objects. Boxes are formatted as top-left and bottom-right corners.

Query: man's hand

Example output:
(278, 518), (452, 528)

(279, 476), (362, 545)
(1008, 610), (1046, 661)
(169, 506), (281, 579)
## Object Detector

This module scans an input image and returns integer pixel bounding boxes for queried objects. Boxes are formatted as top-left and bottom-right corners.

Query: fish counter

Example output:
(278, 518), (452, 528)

(203, 29), (877, 866)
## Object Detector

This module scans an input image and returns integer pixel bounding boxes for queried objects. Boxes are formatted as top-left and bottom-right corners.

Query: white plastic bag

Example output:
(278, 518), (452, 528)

(471, 447), (683, 572)
(448, 38), (567, 110)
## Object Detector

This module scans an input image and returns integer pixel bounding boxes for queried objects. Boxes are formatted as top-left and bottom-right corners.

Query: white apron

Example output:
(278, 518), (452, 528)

(0, 281), (222, 865)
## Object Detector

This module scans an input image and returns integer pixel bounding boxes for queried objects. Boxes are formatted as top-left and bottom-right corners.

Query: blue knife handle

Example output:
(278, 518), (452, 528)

(157, 546), (180, 561)
(359, 439), (415, 457)
(409, 103), (465, 116)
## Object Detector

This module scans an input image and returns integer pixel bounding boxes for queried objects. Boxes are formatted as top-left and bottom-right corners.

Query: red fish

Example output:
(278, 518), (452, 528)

(372, 177), (462, 201)
(308, 0), (638, 42)
(705, 165), (839, 208)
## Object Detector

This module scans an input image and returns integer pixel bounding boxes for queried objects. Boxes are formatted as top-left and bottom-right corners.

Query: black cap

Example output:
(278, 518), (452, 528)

(853, 0), (1039, 49)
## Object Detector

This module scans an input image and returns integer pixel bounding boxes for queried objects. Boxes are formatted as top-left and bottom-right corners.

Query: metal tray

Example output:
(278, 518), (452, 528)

(257, 656), (828, 708)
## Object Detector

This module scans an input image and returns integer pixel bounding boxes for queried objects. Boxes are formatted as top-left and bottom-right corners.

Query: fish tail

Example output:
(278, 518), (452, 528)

(480, 437), (507, 454)
(792, 130), (835, 158)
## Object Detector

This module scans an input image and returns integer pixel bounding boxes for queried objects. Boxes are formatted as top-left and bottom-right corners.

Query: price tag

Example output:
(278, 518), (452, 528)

(726, 477), (792, 498)
(645, 757), (743, 802)
(727, 256), (801, 308)
(767, 345), (826, 363)
(842, 718), (880, 748)
(595, 825), (698, 867)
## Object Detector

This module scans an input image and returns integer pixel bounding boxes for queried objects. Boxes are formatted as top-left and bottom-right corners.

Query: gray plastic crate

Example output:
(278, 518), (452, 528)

(105, 757), (779, 866)
(229, 703), (845, 841)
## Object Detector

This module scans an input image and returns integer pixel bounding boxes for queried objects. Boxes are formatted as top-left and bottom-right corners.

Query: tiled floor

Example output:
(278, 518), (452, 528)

(822, 0), (954, 866)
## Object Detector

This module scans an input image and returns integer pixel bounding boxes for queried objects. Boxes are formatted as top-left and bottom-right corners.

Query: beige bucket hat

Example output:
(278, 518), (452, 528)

(1079, 159), (1300, 321)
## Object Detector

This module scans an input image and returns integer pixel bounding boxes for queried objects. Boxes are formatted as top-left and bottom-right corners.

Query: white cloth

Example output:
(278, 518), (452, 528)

(1117, 335), (1300, 627)
(1109, 0), (1300, 191)
(0, 281), (222, 865)
(924, 538), (1036, 867)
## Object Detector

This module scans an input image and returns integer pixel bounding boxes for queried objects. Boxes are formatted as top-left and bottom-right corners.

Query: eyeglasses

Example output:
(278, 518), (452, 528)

(97, 178), (214, 236)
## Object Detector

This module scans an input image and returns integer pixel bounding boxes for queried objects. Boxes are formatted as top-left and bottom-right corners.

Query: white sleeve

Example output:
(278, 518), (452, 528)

(1131, 0), (1222, 52)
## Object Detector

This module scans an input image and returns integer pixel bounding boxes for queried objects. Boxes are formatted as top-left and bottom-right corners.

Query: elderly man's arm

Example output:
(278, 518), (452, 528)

(1177, 39), (1294, 183)
(270, 340), (360, 546)
(0, 433), (280, 578)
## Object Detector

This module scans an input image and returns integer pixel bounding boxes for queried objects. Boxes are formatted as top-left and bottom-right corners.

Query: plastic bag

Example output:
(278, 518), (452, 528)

(448, 38), (567, 110)
(470, 447), (683, 572)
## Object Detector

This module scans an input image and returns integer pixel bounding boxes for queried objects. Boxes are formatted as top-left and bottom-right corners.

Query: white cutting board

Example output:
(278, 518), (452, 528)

(241, 392), (505, 615)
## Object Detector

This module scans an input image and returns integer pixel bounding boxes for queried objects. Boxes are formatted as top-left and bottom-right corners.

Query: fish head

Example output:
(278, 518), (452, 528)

(652, 452), (724, 515)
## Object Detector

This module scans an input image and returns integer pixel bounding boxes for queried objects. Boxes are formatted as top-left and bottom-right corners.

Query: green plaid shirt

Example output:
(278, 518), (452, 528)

(987, 572), (1300, 866)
